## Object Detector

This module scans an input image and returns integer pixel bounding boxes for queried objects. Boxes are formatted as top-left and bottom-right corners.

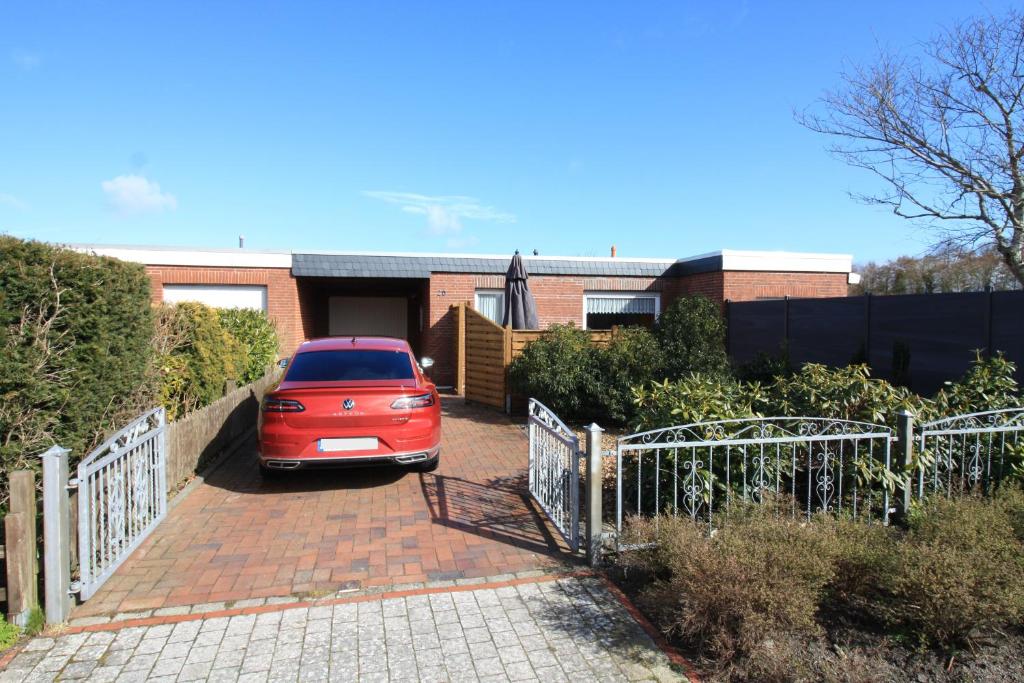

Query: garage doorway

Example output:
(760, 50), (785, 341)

(328, 296), (408, 338)
(296, 276), (428, 356)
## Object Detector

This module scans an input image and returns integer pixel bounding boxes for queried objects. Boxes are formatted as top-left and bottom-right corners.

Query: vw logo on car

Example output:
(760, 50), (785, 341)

(342, 398), (355, 410)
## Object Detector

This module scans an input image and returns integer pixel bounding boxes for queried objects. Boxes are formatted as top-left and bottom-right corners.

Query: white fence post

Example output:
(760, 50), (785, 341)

(585, 423), (604, 566)
(40, 445), (74, 624)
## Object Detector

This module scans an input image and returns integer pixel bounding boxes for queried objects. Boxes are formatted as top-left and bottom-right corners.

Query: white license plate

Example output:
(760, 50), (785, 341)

(318, 437), (379, 453)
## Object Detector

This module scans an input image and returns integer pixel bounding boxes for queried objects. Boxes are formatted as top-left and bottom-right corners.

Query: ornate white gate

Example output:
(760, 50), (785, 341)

(527, 399), (582, 552)
(75, 408), (168, 601)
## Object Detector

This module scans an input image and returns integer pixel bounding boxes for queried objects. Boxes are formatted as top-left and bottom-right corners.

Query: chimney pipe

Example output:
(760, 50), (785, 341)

(239, 235), (245, 249)
(610, 245), (617, 258)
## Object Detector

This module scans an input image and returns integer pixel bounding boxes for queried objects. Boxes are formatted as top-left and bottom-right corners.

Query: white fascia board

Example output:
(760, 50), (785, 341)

(717, 250), (853, 274)
(70, 244), (293, 269)
(297, 248), (678, 265)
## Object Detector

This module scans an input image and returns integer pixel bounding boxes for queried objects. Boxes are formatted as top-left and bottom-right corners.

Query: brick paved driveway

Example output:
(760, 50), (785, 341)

(75, 398), (576, 619)
(2, 575), (687, 682)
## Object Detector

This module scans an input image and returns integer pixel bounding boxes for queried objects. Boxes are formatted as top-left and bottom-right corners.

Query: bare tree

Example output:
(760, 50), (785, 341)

(800, 10), (1024, 286)
(852, 246), (1021, 295)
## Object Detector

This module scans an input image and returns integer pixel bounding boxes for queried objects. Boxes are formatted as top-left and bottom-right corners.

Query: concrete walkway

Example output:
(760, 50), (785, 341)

(1, 575), (687, 682)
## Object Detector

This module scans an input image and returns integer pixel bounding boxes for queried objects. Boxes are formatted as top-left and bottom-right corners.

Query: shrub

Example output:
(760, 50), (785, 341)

(508, 324), (598, 421)
(0, 237), (154, 506)
(763, 363), (921, 428)
(631, 374), (763, 432)
(655, 295), (730, 380)
(733, 347), (790, 384)
(933, 351), (1019, 416)
(591, 326), (663, 424)
(886, 496), (1024, 648)
(994, 484), (1024, 542)
(630, 504), (836, 663)
(0, 616), (18, 652)
(217, 308), (279, 383)
(824, 517), (898, 617)
(153, 303), (243, 421)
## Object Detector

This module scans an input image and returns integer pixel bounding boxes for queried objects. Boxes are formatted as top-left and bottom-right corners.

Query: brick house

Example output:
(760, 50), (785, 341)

(76, 245), (853, 388)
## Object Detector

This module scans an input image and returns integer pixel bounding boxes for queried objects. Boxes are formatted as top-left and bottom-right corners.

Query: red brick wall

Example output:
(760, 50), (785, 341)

(143, 265), (849, 390)
(144, 266), (306, 355)
(424, 273), (476, 387)
(722, 271), (848, 301)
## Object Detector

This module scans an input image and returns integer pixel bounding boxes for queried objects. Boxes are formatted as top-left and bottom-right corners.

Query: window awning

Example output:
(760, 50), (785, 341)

(586, 295), (656, 315)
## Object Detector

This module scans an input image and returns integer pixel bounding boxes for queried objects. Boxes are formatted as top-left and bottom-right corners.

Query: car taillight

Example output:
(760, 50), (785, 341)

(391, 393), (435, 409)
(263, 398), (305, 412)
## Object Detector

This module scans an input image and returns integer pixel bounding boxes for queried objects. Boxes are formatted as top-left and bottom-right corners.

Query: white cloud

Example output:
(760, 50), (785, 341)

(101, 175), (177, 216)
(0, 193), (28, 211)
(11, 50), (40, 70)
(363, 191), (515, 236)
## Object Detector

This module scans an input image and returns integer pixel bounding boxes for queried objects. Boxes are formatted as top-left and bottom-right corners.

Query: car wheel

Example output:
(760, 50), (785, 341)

(415, 454), (440, 472)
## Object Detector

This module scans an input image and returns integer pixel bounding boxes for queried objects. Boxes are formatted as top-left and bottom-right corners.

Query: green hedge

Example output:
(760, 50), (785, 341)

(218, 308), (279, 384)
(0, 237), (155, 506)
(154, 303), (279, 421)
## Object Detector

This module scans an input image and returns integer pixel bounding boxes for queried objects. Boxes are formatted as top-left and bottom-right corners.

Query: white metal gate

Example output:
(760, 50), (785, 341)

(527, 399), (581, 552)
(75, 407), (168, 601)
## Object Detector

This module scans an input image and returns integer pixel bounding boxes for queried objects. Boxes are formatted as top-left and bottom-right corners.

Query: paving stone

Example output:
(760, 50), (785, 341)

(8, 558), (683, 682)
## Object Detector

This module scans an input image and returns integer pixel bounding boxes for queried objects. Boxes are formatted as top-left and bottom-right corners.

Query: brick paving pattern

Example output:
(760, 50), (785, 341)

(75, 398), (574, 619)
(2, 576), (684, 682)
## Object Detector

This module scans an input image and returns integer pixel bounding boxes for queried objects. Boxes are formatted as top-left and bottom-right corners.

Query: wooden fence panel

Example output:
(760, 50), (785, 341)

(464, 307), (508, 409)
(462, 311), (618, 413)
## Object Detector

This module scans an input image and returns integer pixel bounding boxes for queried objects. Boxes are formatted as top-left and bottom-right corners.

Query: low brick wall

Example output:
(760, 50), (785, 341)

(165, 370), (282, 491)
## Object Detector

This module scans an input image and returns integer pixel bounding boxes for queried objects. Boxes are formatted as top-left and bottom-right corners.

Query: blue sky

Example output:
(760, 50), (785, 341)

(0, 1), (1015, 263)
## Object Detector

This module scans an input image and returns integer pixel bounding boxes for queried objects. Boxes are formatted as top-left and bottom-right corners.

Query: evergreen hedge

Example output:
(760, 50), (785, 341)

(0, 237), (155, 506)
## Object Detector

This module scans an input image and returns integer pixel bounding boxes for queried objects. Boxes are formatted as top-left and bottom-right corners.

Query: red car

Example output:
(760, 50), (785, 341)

(257, 337), (441, 477)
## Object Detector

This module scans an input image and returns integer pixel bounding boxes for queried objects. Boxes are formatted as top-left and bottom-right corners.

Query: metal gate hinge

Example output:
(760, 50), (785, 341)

(69, 580), (82, 595)
(66, 478), (79, 491)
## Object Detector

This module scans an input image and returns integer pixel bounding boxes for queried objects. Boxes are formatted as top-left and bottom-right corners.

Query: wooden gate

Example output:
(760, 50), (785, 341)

(463, 306), (511, 409)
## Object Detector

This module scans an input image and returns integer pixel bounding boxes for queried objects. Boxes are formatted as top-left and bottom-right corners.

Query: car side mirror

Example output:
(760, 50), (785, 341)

(278, 358), (289, 369)
(420, 357), (435, 369)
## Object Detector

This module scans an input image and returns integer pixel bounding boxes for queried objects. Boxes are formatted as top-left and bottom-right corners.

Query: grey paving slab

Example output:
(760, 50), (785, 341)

(2, 577), (686, 682)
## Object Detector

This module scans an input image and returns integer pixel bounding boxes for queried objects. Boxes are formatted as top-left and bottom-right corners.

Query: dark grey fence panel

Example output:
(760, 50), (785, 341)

(788, 296), (866, 367)
(728, 299), (786, 365)
(870, 293), (989, 394)
(992, 291), (1024, 378)
(727, 290), (1024, 395)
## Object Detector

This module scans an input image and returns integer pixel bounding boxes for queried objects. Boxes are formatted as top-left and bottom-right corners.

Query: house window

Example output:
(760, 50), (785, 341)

(475, 289), (505, 325)
(584, 292), (659, 330)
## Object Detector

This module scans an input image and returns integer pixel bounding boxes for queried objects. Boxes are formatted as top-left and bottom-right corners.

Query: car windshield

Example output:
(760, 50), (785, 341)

(285, 350), (415, 382)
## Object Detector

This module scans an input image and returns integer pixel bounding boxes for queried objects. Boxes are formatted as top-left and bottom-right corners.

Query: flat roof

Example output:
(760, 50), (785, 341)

(68, 243), (853, 277)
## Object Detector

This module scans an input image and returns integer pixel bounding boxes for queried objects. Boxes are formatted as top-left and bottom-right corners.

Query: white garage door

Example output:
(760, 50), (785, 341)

(162, 284), (268, 311)
(328, 296), (408, 339)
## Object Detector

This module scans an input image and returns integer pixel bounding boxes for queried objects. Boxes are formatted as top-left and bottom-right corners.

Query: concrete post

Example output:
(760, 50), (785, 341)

(895, 409), (915, 519)
(40, 445), (73, 624)
(585, 424), (604, 566)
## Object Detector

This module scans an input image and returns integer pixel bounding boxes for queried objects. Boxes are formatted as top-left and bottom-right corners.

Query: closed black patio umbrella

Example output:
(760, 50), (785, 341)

(502, 251), (539, 329)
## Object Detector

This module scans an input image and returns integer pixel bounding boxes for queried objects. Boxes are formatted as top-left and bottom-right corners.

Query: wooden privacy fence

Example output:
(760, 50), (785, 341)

(452, 302), (613, 412)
